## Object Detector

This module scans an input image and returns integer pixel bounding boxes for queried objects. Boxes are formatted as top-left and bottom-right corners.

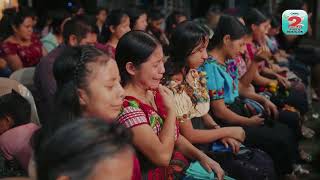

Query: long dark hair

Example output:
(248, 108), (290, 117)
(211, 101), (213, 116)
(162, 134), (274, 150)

(62, 15), (93, 45)
(165, 10), (187, 37)
(243, 8), (268, 34)
(277, 0), (305, 15)
(52, 45), (110, 134)
(0, 7), (33, 40)
(105, 9), (128, 41)
(115, 30), (160, 86)
(48, 9), (71, 35)
(34, 118), (132, 180)
(164, 21), (207, 81)
(126, 7), (146, 29)
(0, 90), (31, 128)
(208, 15), (247, 50)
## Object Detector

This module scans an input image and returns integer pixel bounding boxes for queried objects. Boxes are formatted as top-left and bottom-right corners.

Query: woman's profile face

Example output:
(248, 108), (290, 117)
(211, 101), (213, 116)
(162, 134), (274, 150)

(79, 58), (124, 121)
(134, 14), (148, 31)
(226, 38), (244, 59)
(15, 17), (33, 41)
(113, 16), (131, 40)
(150, 18), (164, 31)
(130, 45), (165, 90)
(253, 21), (269, 41)
(97, 10), (108, 23)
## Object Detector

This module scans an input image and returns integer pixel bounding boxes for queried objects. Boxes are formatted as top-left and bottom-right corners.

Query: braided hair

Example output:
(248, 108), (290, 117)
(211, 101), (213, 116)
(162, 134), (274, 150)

(50, 45), (111, 135)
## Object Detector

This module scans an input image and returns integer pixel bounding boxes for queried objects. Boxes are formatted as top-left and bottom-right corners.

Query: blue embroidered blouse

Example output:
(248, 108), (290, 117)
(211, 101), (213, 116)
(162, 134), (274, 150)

(198, 56), (239, 104)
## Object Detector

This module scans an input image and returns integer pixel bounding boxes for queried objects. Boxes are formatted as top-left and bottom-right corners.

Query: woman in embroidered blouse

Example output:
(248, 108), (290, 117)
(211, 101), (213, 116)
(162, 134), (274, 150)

(243, 8), (309, 116)
(237, 16), (306, 143)
(164, 21), (276, 180)
(1, 8), (47, 71)
(51, 46), (142, 180)
(163, 21), (246, 148)
(201, 15), (302, 177)
(242, 10), (314, 148)
(116, 31), (224, 180)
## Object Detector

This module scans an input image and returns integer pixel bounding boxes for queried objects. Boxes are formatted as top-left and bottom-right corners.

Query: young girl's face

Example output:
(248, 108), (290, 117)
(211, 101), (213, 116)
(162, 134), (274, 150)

(253, 20), (270, 41)
(186, 38), (209, 69)
(225, 37), (245, 59)
(134, 13), (148, 31)
(112, 16), (131, 40)
(97, 10), (108, 23)
(150, 18), (164, 31)
(239, 36), (248, 54)
(171, 73), (183, 84)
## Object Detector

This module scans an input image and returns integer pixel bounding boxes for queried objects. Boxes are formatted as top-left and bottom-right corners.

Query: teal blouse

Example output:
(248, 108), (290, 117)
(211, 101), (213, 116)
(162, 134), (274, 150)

(198, 56), (239, 104)
(41, 32), (59, 53)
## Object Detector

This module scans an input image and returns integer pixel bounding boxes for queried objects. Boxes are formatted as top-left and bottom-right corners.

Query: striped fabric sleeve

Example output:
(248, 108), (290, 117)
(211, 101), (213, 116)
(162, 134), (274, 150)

(118, 106), (149, 128)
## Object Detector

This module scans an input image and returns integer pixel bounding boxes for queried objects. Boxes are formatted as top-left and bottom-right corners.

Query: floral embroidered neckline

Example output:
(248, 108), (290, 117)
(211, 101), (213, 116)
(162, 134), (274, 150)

(167, 69), (209, 122)
(123, 96), (164, 128)
(168, 69), (209, 104)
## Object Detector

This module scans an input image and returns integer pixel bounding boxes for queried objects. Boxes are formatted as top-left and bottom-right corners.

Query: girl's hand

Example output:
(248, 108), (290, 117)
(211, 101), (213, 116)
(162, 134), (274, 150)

(276, 75), (291, 89)
(225, 127), (246, 142)
(248, 114), (264, 126)
(254, 46), (271, 62)
(198, 154), (225, 180)
(221, 138), (241, 154)
(158, 85), (175, 115)
(263, 99), (279, 120)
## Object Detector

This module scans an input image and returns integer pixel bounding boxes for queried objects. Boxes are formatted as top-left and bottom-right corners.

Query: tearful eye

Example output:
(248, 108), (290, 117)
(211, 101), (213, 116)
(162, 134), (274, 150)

(105, 84), (114, 89)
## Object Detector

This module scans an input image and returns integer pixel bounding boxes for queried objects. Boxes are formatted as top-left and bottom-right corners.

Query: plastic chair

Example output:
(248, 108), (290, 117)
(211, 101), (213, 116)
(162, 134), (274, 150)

(9, 67), (35, 88)
(0, 77), (40, 125)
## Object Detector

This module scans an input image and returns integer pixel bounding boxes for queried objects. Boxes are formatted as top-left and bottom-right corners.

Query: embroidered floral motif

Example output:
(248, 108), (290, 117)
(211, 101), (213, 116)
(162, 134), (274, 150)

(129, 100), (139, 108)
(184, 70), (209, 104)
(150, 114), (164, 128)
(166, 70), (210, 122)
(123, 99), (164, 129)
(226, 60), (238, 80)
(168, 70), (209, 105)
(176, 113), (191, 123)
(209, 89), (224, 100)
(209, 90), (217, 97)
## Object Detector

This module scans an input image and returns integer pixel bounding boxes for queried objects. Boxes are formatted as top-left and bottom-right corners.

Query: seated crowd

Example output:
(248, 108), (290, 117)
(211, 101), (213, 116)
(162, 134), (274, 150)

(0, 0), (319, 179)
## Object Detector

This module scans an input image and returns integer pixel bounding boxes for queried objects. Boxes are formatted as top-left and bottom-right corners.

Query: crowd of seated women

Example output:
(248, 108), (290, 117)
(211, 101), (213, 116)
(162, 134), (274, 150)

(0, 0), (319, 179)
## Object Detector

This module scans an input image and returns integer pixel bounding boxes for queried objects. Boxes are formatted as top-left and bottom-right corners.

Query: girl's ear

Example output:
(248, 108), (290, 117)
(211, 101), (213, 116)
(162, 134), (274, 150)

(110, 25), (115, 33)
(125, 62), (137, 76)
(251, 24), (257, 32)
(11, 25), (18, 33)
(223, 34), (231, 46)
(68, 35), (78, 46)
(77, 88), (89, 106)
